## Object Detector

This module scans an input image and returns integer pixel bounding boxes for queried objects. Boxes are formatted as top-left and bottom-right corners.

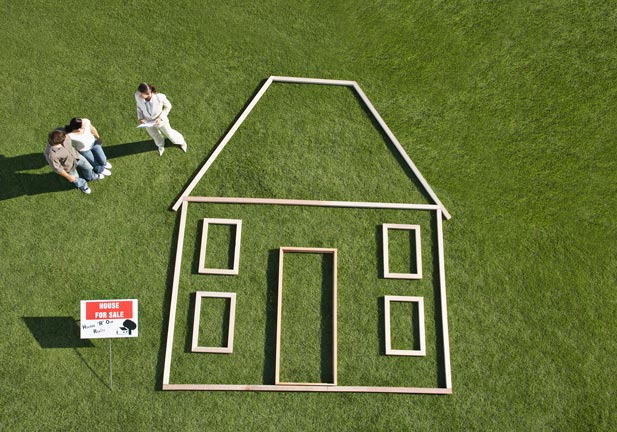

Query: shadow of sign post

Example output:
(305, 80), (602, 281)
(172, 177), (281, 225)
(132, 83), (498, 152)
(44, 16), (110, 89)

(22, 317), (113, 389)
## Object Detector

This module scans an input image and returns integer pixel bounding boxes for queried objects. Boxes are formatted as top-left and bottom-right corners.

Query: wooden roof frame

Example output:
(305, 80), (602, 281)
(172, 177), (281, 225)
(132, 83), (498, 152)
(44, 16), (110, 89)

(170, 76), (451, 220)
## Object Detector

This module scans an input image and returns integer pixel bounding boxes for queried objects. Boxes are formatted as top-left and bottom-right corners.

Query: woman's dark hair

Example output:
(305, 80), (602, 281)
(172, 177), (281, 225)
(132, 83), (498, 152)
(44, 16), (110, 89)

(137, 82), (157, 93)
(64, 117), (83, 133)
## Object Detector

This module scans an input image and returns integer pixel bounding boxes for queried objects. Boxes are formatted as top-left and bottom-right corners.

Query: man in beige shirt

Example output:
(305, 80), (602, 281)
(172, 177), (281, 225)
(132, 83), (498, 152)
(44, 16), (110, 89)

(44, 128), (104, 194)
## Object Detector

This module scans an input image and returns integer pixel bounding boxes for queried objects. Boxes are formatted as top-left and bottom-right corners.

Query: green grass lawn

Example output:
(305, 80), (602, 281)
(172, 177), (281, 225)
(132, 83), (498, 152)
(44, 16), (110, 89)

(1, 0), (615, 430)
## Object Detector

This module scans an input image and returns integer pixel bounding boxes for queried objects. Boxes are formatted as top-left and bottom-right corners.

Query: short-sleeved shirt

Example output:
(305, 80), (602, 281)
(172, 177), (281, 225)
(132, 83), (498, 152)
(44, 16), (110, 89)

(68, 118), (96, 152)
(44, 130), (80, 174)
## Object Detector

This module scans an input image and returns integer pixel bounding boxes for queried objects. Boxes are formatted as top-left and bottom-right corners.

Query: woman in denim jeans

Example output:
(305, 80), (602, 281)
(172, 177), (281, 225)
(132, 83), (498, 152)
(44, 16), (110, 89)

(65, 117), (112, 176)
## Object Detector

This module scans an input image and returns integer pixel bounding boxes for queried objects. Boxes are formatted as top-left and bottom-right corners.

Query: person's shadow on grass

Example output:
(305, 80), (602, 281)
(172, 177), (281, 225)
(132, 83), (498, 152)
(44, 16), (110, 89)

(0, 140), (155, 201)
(0, 153), (71, 200)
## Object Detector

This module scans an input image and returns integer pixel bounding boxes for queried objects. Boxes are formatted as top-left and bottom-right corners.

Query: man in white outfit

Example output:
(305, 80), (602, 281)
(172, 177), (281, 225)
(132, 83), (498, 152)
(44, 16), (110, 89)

(135, 82), (188, 156)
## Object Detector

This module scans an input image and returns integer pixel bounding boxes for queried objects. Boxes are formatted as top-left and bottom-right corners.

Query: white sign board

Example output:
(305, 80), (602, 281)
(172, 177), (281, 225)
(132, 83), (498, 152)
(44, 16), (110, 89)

(80, 299), (138, 339)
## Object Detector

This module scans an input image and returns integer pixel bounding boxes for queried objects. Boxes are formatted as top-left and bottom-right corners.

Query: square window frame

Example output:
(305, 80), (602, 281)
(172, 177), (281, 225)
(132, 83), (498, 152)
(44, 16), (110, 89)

(384, 295), (426, 356)
(382, 223), (422, 279)
(191, 291), (237, 354)
(198, 218), (243, 275)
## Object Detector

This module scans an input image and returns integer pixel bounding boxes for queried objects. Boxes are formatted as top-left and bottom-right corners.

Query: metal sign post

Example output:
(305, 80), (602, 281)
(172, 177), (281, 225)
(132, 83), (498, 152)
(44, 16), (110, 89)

(109, 339), (113, 390)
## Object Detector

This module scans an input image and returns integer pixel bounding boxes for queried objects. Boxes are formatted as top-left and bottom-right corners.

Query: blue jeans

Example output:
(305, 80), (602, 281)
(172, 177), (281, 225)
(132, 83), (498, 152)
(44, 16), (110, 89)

(79, 140), (107, 174)
(70, 156), (95, 189)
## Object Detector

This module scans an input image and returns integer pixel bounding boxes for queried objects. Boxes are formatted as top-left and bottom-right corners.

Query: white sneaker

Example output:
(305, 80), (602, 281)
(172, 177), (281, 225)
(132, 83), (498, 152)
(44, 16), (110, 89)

(79, 186), (92, 194)
(158, 147), (165, 156)
(102, 168), (112, 176)
(94, 173), (105, 180)
(180, 144), (187, 153)
(105, 162), (112, 169)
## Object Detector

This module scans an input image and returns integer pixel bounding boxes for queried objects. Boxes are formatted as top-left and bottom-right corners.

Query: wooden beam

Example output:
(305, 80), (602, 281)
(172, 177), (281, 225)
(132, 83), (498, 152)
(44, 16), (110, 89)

(274, 247), (284, 384)
(332, 248), (338, 385)
(171, 77), (274, 211)
(162, 200), (189, 385)
(185, 196), (440, 211)
(351, 82), (451, 220)
(271, 76), (357, 86)
(436, 209), (452, 389)
(280, 246), (339, 253)
(163, 383), (452, 394)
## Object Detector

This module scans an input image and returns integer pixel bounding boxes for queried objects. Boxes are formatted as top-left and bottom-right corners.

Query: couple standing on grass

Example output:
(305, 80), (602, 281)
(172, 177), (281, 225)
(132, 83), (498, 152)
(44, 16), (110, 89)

(44, 82), (188, 195)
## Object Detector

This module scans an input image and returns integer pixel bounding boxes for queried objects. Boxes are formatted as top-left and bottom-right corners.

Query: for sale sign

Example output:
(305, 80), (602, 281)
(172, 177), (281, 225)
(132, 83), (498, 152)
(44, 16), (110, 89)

(80, 299), (138, 339)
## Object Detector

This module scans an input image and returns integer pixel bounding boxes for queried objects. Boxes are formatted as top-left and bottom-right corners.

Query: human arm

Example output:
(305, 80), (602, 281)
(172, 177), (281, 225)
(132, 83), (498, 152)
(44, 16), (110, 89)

(47, 154), (76, 182)
(136, 105), (146, 123)
(135, 92), (146, 123)
(58, 170), (76, 183)
(155, 93), (172, 124)
(90, 124), (100, 140)
(83, 119), (101, 141)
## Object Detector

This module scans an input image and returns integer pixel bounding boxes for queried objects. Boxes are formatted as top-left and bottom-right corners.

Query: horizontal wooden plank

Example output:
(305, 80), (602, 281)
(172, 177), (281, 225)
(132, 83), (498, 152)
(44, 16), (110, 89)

(184, 196), (441, 211)
(270, 76), (357, 86)
(163, 384), (452, 394)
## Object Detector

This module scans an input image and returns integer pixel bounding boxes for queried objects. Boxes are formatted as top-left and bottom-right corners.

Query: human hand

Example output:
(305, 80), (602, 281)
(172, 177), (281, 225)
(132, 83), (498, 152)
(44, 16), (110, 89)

(139, 119), (146, 124)
(154, 118), (162, 125)
(68, 175), (77, 183)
